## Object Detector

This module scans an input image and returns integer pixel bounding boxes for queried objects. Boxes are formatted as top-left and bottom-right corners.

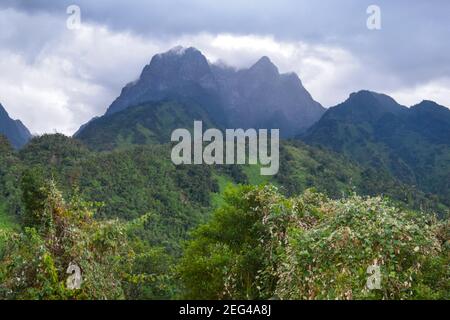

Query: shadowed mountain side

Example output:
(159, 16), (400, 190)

(302, 90), (450, 207)
(0, 102), (31, 149)
(78, 46), (325, 139)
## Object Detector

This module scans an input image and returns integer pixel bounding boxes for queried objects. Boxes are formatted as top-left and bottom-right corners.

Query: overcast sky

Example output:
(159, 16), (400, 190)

(0, 0), (449, 135)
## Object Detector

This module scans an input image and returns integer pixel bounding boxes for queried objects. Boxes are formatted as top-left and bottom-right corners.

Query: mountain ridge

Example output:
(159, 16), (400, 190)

(0, 102), (32, 149)
(78, 46), (325, 138)
(302, 90), (450, 207)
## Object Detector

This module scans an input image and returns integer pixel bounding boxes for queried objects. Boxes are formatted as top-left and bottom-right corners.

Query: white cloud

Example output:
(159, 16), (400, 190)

(0, 8), (448, 136)
(186, 34), (450, 108)
(171, 33), (362, 107)
(0, 13), (363, 134)
(387, 78), (450, 107)
(0, 9), (162, 135)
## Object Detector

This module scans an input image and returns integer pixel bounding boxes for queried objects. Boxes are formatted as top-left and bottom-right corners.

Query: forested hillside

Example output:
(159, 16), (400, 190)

(0, 132), (448, 299)
(179, 185), (448, 300)
(0, 50), (448, 301)
(303, 91), (450, 210)
(1, 0), (449, 303)
(75, 100), (219, 151)
(1, 91), (448, 300)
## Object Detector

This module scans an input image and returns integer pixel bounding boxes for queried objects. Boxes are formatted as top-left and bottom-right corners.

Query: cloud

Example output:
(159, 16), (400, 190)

(388, 78), (450, 108)
(0, 9), (363, 134)
(3, 0), (449, 85)
(0, 9), (162, 134)
(0, 2), (449, 135)
(171, 33), (362, 107)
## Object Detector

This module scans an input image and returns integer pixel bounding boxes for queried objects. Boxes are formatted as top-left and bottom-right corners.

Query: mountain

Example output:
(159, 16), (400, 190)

(211, 56), (324, 136)
(78, 46), (325, 138)
(75, 100), (219, 151)
(302, 90), (450, 207)
(0, 102), (31, 149)
(106, 47), (224, 119)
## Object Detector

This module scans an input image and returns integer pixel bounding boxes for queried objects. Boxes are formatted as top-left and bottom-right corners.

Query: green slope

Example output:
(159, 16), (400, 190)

(75, 100), (219, 151)
(1, 133), (447, 299)
(303, 91), (450, 209)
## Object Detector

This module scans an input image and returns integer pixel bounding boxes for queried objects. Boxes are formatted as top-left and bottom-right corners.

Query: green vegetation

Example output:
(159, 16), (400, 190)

(0, 202), (17, 231)
(1, 50), (449, 301)
(303, 92), (450, 211)
(0, 133), (448, 300)
(179, 185), (449, 300)
(75, 100), (219, 151)
(0, 177), (174, 299)
(0, 180), (133, 299)
(276, 141), (445, 213)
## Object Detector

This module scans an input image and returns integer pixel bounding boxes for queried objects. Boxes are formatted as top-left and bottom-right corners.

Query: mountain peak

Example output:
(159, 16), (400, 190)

(410, 100), (450, 120)
(250, 56), (279, 75)
(0, 102), (7, 117)
(347, 90), (406, 114)
(167, 45), (187, 55)
(349, 90), (384, 104)
(106, 46), (213, 115)
(256, 56), (272, 64)
(149, 46), (208, 69)
(413, 100), (446, 110)
(350, 90), (384, 100)
(93, 47), (324, 136)
(163, 46), (201, 57)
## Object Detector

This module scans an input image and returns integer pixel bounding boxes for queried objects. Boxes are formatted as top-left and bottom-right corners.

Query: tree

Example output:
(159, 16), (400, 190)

(178, 185), (449, 300)
(0, 180), (135, 299)
(178, 185), (287, 299)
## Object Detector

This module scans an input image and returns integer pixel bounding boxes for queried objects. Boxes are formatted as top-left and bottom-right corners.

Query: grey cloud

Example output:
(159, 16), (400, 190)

(0, 1), (449, 134)
(2, 0), (449, 86)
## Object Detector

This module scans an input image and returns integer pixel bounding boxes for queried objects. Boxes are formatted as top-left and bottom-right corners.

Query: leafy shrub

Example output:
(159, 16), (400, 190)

(178, 185), (449, 300)
(0, 180), (135, 299)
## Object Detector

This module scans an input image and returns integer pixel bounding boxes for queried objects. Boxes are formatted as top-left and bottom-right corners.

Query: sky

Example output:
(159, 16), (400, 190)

(0, 0), (449, 135)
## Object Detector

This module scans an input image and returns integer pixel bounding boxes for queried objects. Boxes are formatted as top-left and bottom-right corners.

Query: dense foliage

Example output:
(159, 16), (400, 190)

(75, 100), (219, 151)
(0, 134), (448, 300)
(303, 91), (450, 209)
(179, 185), (449, 300)
(276, 141), (443, 213)
(0, 179), (134, 299)
(0, 176), (176, 299)
(1, 48), (449, 301)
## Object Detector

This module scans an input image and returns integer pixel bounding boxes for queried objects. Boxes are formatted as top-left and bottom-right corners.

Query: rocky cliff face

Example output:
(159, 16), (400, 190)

(212, 56), (324, 136)
(102, 46), (325, 137)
